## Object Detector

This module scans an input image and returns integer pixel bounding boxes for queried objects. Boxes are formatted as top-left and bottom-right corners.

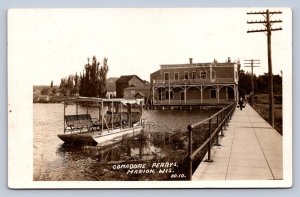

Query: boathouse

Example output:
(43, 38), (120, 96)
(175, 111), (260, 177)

(150, 58), (240, 106)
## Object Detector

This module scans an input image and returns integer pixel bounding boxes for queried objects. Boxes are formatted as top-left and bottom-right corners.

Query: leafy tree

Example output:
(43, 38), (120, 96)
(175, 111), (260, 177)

(79, 56), (109, 97)
(52, 88), (57, 95)
(98, 57), (109, 97)
(273, 74), (282, 95)
(41, 87), (49, 95)
(59, 56), (109, 97)
(239, 70), (282, 95)
(238, 70), (253, 94)
(59, 78), (69, 96)
(256, 73), (268, 94)
(67, 76), (74, 90)
(79, 72), (85, 96)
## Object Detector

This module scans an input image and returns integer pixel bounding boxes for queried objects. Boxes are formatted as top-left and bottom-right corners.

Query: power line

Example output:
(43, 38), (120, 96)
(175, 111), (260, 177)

(244, 59), (260, 107)
(247, 9), (282, 128)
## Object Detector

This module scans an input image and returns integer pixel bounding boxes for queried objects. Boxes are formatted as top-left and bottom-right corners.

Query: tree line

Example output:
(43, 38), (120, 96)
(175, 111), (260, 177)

(58, 56), (109, 97)
(239, 69), (282, 95)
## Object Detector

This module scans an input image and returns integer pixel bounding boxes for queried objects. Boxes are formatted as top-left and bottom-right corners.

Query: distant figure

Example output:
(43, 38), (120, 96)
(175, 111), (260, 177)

(239, 97), (244, 111)
(249, 92), (254, 107)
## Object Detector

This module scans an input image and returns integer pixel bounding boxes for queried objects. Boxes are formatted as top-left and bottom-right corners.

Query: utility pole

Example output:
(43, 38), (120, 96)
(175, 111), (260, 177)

(244, 59), (260, 107)
(247, 9), (282, 128)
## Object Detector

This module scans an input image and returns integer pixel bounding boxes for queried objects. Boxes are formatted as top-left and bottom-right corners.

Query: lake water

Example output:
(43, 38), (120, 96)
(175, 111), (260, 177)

(33, 103), (218, 181)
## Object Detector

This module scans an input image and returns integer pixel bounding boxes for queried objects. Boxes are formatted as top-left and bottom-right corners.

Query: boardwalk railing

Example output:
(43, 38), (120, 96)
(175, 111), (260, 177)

(186, 102), (236, 180)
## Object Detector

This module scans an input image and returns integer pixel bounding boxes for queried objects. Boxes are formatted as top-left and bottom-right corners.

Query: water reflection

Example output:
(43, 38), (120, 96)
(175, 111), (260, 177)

(53, 130), (187, 180)
(56, 130), (185, 162)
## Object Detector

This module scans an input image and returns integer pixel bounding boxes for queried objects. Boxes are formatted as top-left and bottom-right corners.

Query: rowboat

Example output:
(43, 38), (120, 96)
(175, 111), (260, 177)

(57, 97), (144, 146)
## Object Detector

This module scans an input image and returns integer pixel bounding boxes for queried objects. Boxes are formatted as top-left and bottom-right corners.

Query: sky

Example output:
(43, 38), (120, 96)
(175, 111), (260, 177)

(8, 8), (292, 85)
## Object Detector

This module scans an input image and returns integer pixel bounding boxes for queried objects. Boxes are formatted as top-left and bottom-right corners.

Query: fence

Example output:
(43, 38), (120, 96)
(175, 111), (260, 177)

(186, 102), (236, 180)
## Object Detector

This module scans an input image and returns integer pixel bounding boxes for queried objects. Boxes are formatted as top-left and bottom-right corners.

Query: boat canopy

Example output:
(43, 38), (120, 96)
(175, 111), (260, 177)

(64, 96), (144, 106)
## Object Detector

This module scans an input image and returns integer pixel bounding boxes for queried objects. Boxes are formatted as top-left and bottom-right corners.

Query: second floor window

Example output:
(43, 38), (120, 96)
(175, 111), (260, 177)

(164, 72), (169, 80)
(174, 72), (179, 80)
(184, 71), (189, 79)
(192, 71), (197, 79)
(200, 71), (207, 79)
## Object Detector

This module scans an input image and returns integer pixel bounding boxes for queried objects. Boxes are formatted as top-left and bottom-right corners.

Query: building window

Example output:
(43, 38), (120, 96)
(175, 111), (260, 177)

(165, 91), (174, 99)
(212, 71), (216, 80)
(210, 89), (217, 99)
(192, 71), (197, 79)
(164, 72), (169, 80)
(200, 71), (207, 79)
(184, 71), (189, 79)
(174, 72), (179, 80)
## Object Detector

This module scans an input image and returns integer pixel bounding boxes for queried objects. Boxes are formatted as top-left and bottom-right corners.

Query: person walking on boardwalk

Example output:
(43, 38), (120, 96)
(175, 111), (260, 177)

(239, 96), (244, 111)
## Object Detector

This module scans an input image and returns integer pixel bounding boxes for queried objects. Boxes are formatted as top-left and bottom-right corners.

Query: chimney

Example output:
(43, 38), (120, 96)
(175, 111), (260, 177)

(227, 57), (231, 63)
(189, 58), (193, 64)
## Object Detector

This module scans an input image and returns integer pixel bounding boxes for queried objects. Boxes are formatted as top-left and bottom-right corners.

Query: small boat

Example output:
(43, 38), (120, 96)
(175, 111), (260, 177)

(57, 97), (144, 146)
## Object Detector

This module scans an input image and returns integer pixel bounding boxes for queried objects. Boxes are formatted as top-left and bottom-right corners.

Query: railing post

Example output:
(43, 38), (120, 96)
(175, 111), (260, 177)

(220, 111), (224, 137)
(205, 119), (213, 162)
(223, 110), (227, 131)
(187, 125), (193, 180)
(226, 108), (229, 127)
(216, 115), (221, 146)
(229, 104), (233, 120)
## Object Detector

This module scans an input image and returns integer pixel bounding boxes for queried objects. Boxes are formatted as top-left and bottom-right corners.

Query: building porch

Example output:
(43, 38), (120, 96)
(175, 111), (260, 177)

(151, 84), (237, 106)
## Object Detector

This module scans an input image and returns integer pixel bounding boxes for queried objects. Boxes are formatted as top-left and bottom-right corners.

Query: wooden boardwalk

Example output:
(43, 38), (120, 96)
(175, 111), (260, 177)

(192, 104), (283, 180)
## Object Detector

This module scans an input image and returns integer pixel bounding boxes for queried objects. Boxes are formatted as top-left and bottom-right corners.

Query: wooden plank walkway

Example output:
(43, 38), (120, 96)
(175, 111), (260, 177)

(192, 104), (283, 180)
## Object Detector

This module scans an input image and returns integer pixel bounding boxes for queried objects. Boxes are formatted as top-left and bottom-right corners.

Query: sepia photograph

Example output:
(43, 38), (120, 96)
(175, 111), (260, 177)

(8, 8), (292, 188)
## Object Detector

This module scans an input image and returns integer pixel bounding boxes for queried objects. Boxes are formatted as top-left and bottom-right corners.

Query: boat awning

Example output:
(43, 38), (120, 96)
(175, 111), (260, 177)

(64, 97), (143, 105)
(121, 100), (142, 105)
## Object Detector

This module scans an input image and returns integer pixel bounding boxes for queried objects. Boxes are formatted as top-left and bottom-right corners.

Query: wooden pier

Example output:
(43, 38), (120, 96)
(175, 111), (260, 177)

(192, 104), (283, 180)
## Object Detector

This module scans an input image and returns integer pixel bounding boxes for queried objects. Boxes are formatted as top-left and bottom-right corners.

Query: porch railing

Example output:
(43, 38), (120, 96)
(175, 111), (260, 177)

(186, 102), (236, 180)
(153, 99), (235, 105)
(153, 78), (235, 85)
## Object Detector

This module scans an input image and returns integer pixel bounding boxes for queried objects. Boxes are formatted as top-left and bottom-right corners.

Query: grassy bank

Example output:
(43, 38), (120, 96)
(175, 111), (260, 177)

(253, 103), (282, 135)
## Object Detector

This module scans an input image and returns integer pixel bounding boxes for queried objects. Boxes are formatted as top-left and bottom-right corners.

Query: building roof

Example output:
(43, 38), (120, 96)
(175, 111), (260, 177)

(124, 84), (151, 90)
(160, 62), (237, 69)
(135, 92), (146, 97)
(150, 69), (160, 76)
(115, 75), (144, 84)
